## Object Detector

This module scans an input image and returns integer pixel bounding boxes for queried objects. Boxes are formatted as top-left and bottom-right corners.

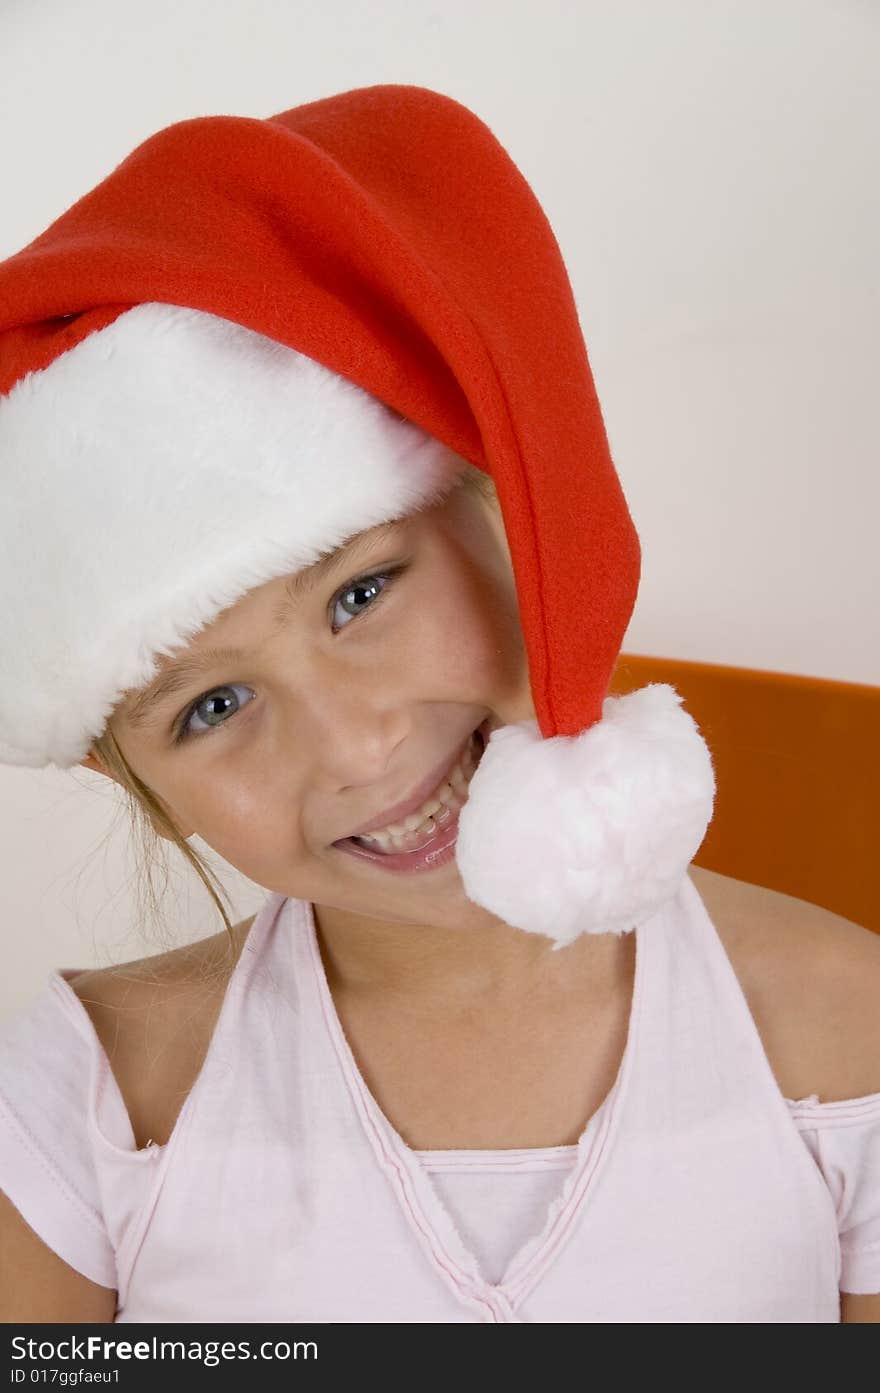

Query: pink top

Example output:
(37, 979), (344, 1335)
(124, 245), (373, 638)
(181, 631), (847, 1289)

(0, 873), (878, 1322)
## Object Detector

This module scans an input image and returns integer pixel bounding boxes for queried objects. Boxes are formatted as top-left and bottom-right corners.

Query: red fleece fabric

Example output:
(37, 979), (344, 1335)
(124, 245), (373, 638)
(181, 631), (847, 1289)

(0, 83), (640, 738)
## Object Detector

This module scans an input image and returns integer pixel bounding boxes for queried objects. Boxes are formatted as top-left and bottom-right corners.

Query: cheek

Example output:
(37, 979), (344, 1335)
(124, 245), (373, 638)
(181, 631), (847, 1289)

(391, 555), (530, 710)
(190, 791), (312, 889)
(152, 760), (297, 864)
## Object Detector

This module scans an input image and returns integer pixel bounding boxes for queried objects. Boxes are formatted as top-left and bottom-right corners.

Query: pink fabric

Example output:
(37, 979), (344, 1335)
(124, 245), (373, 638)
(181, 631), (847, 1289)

(0, 873), (878, 1322)
(413, 1148), (580, 1285)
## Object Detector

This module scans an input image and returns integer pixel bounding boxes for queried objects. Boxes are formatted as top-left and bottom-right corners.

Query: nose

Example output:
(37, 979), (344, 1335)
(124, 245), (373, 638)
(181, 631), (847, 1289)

(293, 680), (411, 793)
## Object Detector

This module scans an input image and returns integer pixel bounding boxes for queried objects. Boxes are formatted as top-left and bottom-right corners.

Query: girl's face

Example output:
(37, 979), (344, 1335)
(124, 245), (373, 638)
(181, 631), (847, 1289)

(90, 478), (535, 940)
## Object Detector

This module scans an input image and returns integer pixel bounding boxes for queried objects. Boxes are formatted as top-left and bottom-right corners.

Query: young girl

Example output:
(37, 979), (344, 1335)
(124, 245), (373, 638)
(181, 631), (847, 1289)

(0, 84), (877, 1324)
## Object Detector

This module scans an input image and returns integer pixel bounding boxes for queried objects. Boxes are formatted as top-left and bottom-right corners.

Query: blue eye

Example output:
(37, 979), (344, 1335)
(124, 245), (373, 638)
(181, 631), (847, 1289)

(177, 683), (255, 742)
(172, 563), (409, 744)
(330, 570), (395, 633)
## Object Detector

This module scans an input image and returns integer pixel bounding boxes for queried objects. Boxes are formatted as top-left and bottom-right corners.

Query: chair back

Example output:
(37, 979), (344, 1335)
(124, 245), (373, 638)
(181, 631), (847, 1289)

(609, 654), (880, 934)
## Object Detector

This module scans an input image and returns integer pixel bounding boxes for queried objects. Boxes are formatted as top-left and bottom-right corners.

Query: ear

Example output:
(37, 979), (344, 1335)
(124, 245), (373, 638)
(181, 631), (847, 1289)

(78, 751), (194, 841)
(78, 751), (115, 780)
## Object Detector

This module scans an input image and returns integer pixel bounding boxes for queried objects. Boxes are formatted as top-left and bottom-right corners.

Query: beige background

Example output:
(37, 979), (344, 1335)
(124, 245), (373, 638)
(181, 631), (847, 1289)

(1, 0), (877, 1016)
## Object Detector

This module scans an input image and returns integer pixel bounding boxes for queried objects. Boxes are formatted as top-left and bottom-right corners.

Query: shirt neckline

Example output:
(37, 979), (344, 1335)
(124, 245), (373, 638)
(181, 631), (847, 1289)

(302, 895), (649, 1317)
(412, 1145), (580, 1176)
(411, 1143), (579, 1174)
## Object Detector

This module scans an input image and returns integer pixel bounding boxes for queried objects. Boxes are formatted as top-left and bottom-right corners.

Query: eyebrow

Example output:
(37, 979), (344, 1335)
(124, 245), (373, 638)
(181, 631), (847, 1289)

(123, 522), (401, 733)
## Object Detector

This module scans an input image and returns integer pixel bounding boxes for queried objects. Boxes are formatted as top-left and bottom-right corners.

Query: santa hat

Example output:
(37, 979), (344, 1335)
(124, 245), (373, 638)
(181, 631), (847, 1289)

(0, 83), (714, 947)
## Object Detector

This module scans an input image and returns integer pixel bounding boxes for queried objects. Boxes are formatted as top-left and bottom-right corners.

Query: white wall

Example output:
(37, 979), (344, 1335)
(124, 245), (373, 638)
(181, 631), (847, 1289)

(2, 0), (877, 1015)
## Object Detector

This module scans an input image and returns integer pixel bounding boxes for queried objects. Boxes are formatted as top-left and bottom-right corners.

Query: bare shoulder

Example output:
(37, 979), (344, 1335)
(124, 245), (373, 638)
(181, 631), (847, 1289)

(688, 866), (880, 1103)
(67, 913), (257, 1148)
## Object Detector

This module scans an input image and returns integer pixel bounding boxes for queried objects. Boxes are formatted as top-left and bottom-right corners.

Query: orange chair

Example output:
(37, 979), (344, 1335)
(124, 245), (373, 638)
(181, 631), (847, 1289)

(609, 655), (880, 936)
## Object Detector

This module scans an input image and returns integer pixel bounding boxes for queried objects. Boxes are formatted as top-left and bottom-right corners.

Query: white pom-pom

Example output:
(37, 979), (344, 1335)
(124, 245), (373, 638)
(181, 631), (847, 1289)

(454, 683), (716, 948)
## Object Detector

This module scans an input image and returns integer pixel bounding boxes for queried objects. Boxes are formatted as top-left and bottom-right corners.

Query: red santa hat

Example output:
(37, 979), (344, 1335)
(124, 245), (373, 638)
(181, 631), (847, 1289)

(0, 83), (714, 946)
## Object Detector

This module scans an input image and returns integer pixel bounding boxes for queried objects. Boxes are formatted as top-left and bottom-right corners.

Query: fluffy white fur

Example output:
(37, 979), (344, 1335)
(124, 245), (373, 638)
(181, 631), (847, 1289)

(0, 303), (464, 768)
(455, 683), (716, 946)
(2, 304), (715, 948)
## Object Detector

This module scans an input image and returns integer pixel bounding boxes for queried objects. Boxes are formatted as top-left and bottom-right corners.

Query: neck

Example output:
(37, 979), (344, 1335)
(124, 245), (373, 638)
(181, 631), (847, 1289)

(311, 898), (629, 1013)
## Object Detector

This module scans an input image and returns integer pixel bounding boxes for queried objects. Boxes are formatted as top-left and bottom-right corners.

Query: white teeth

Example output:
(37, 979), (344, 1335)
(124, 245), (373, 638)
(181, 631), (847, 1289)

(367, 826), (405, 849)
(356, 731), (481, 850)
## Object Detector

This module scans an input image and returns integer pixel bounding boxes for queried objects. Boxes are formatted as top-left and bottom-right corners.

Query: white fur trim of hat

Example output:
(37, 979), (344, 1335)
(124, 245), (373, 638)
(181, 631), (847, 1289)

(0, 303), (464, 770)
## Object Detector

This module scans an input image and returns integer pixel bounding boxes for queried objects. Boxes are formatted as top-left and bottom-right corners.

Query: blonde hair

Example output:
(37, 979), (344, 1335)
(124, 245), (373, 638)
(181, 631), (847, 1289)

(459, 460), (497, 504)
(89, 461), (498, 946)
(89, 721), (239, 956)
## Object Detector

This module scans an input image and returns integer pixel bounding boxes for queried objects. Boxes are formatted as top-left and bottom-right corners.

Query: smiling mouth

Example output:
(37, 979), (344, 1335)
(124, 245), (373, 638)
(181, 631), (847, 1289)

(331, 720), (488, 862)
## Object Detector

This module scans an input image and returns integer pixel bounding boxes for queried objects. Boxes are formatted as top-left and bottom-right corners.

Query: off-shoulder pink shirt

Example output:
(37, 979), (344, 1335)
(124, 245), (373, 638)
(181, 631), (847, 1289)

(1, 873), (878, 1321)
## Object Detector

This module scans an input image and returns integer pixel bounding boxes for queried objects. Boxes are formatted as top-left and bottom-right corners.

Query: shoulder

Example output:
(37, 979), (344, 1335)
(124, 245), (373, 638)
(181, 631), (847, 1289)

(688, 866), (880, 1103)
(67, 913), (257, 1148)
(68, 912), (256, 1003)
